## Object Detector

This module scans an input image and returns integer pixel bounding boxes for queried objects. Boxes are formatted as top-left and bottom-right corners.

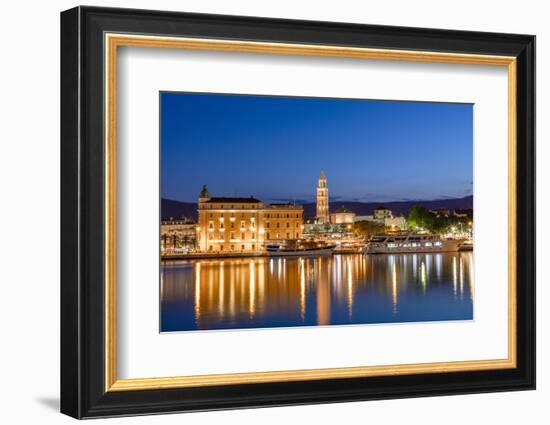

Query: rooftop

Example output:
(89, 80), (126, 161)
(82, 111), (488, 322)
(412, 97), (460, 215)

(333, 206), (354, 214)
(205, 196), (262, 204)
(161, 217), (196, 224)
(267, 203), (304, 209)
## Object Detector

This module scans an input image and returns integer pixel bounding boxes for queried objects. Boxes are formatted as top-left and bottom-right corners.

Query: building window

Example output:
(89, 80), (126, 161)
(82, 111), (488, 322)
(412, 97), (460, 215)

(266, 222), (270, 228)
(276, 222), (280, 228)
(266, 232), (270, 239)
(230, 232), (234, 240)
(266, 214), (270, 218)
(220, 245), (224, 251)
(286, 233), (290, 239)
(231, 245), (234, 251)
(241, 245), (245, 250)
(241, 232), (245, 239)
(252, 244), (255, 250)
(295, 222), (299, 228)
(286, 222), (290, 228)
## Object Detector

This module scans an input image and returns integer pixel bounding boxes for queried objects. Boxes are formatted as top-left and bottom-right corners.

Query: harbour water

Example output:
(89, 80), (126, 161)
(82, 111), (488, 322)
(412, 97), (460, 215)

(160, 252), (473, 332)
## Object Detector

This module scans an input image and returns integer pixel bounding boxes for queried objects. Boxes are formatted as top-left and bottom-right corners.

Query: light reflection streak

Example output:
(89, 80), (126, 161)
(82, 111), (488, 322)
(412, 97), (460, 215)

(420, 261), (426, 290)
(249, 260), (255, 317)
(300, 258), (306, 320)
(459, 256), (464, 300)
(392, 262), (397, 313)
(229, 269), (235, 317)
(160, 270), (164, 299)
(194, 262), (201, 322)
(452, 256), (458, 297)
(347, 256), (353, 318)
(468, 253), (474, 302)
(219, 261), (224, 316)
(426, 254), (431, 280)
(258, 260), (265, 307)
(435, 254), (442, 280)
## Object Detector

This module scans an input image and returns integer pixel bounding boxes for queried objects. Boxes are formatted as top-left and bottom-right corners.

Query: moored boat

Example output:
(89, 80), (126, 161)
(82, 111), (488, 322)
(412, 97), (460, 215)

(266, 240), (336, 257)
(364, 233), (466, 254)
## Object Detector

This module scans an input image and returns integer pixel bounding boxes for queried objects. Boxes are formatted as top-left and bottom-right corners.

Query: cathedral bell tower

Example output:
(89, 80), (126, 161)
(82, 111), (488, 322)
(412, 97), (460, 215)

(316, 171), (329, 224)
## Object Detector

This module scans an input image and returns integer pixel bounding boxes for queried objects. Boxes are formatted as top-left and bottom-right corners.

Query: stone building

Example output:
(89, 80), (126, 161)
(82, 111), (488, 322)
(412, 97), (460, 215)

(196, 185), (303, 253)
(330, 206), (356, 224)
(373, 206), (393, 222)
(160, 217), (197, 252)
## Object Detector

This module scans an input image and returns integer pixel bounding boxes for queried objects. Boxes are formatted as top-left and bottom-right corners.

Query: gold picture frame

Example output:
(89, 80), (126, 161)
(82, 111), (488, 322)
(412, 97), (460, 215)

(104, 33), (517, 392)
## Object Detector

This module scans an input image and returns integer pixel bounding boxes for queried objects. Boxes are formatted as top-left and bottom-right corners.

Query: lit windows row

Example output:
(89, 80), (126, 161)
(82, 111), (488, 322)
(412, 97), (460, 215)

(207, 244), (257, 251)
(265, 221), (300, 229)
(265, 213), (301, 219)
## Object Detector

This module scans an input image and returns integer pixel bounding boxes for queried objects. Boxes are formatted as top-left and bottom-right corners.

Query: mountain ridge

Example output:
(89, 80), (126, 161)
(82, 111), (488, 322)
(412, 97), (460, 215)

(161, 196), (473, 222)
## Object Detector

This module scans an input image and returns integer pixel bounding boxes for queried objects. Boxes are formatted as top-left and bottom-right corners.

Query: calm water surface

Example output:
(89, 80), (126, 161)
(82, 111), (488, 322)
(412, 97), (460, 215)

(160, 252), (473, 332)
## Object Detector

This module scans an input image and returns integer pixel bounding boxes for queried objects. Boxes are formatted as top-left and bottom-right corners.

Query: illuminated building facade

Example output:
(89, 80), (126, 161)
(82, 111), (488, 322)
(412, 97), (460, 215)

(373, 206), (393, 222)
(196, 185), (303, 253)
(160, 217), (197, 252)
(316, 170), (329, 224)
(263, 204), (304, 242)
(330, 206), (356, 224)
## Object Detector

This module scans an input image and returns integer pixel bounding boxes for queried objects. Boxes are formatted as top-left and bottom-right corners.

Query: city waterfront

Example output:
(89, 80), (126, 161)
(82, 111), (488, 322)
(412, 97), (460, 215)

(160, 252), (473, 332)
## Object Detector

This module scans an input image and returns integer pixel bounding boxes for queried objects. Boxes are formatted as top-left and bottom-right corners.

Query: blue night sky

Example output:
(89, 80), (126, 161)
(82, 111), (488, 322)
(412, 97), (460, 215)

(161, 92), (473, 204)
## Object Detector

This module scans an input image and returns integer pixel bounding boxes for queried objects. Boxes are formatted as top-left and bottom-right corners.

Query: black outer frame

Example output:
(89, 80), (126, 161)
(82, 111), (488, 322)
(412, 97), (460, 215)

(60, 6), (535, 419)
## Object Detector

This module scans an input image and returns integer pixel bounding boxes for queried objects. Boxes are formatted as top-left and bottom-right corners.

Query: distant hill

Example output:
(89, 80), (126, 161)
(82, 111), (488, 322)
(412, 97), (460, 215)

(161, 199), (198, 221)
(161, 196), (473, 221)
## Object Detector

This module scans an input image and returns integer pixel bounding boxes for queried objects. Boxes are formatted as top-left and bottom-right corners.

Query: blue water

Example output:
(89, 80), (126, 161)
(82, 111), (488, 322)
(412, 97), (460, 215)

(160, 252), (473, 332)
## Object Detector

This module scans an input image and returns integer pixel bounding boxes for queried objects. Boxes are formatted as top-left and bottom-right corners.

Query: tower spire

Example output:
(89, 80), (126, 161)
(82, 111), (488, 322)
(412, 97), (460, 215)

(316, 171), (329, 223)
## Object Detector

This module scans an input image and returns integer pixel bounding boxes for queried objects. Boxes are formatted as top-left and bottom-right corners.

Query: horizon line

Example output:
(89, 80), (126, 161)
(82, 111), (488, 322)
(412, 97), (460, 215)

(161, 194), (473, 205)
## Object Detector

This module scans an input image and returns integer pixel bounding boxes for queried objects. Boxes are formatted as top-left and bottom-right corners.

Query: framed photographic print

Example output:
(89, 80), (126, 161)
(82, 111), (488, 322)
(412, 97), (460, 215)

(60, 6), (535, 419)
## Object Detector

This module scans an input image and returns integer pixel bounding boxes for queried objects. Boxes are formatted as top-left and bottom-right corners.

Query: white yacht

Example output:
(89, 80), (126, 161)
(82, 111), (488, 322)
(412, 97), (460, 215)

(364, 233), (466, 254)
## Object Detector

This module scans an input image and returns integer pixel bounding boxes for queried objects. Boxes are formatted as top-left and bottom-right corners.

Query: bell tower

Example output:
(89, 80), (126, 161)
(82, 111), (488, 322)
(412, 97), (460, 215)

(316, 171), (329, 224)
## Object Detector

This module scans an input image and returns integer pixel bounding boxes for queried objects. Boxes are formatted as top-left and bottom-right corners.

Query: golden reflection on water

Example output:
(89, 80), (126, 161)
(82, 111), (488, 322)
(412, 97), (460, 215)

(161, 252), (474, 330)
(392, 261), (397, 313)
(347, 256), (354, 318)
(300, 258), (306, 320)
(452, 256), (458, 298)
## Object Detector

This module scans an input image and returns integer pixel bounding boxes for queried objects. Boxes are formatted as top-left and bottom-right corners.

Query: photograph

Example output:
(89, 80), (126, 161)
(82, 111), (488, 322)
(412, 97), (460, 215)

(159, 92), (474, 332)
